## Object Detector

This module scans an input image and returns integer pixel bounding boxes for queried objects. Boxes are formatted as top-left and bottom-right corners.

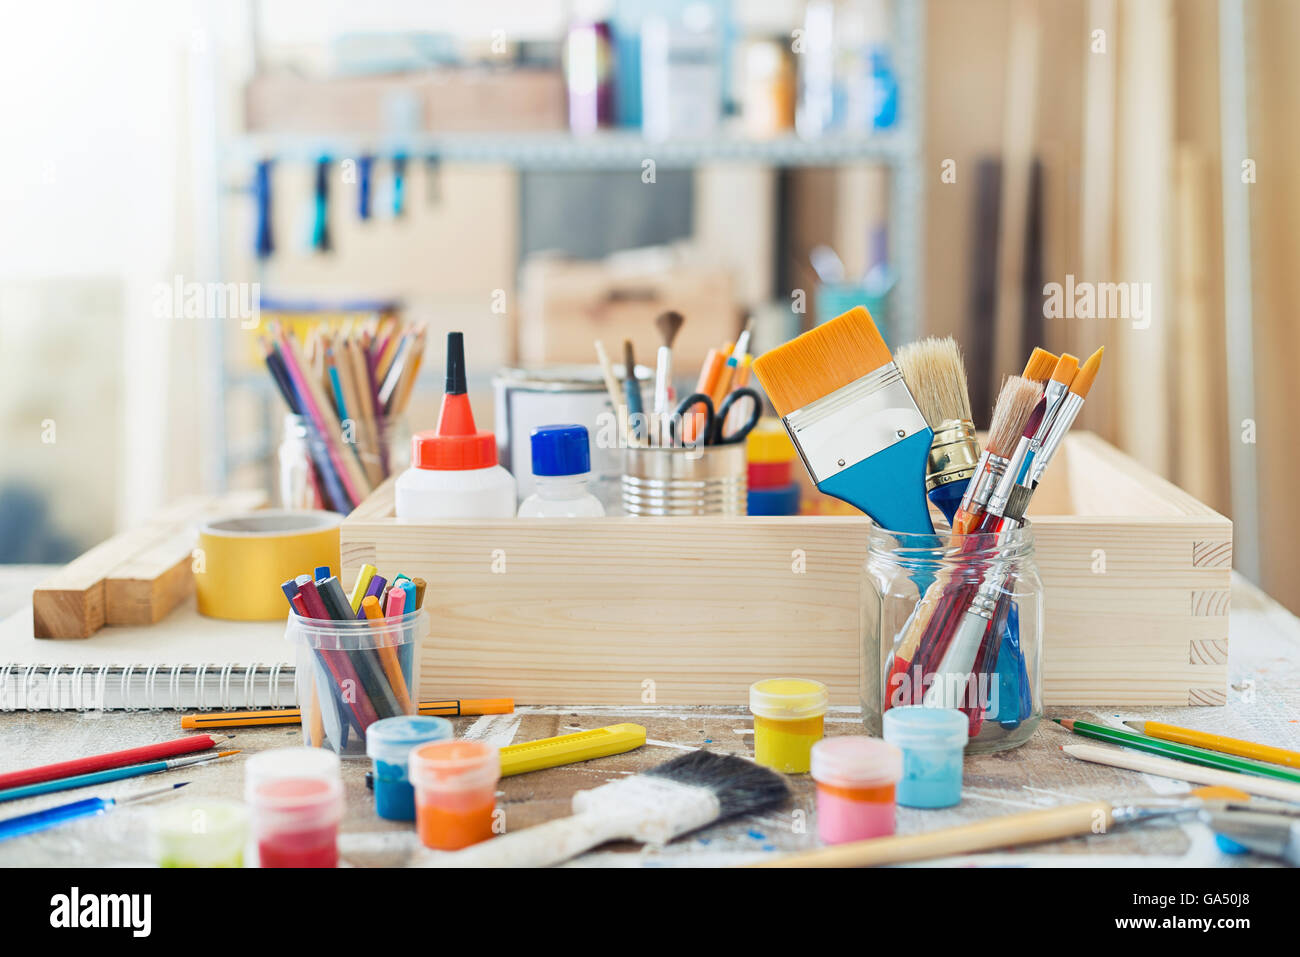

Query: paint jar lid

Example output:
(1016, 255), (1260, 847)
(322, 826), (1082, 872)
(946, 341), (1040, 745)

(810, 736), (902, 789)
(746, 419), (796, 463)
(367, 715), (453, 765)
(882, 706), (970, 750)
(749, 678), (829, 720)
(152, 799), (249, 866)
(409, 739), (501, 793)
(244, 747), (344, 816)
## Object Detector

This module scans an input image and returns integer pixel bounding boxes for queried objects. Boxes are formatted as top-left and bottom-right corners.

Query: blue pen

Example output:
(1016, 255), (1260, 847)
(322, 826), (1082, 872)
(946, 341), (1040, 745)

(0, 752), (230, 804)
(0, 783), (188, 841)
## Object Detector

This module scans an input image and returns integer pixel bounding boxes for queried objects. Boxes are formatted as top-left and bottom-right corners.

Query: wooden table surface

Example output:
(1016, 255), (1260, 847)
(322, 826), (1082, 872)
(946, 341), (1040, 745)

(1, 567), (1297, 867)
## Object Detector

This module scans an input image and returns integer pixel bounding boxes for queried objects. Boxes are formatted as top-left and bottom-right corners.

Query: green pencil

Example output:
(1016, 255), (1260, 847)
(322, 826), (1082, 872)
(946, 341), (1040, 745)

(1054, 718), (1300, 785)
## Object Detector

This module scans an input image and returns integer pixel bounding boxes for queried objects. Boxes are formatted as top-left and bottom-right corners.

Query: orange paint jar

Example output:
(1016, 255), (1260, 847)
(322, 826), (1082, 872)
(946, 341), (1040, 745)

(409, 739), (500, 851)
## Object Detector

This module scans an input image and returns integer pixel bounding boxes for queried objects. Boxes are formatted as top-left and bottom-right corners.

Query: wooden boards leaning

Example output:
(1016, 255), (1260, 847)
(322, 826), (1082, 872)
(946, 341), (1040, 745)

(33, 491), (267, 639)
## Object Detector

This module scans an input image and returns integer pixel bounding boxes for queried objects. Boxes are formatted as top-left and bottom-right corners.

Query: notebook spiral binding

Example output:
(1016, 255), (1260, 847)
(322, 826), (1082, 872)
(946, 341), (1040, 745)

(0, 662), (297, 712)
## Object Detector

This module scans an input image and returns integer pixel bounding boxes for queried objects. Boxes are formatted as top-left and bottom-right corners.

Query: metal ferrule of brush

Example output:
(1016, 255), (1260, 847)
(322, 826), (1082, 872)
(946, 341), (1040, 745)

(781, 362), (929, 486)
(984, 439), (1032, 518)
(964, 451), (1010, 513)
(926, 419), (980, 492)
(1027, 393), (1084, 487)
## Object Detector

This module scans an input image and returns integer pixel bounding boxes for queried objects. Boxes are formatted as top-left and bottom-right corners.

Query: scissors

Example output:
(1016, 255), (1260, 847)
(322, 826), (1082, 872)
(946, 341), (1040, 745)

(670, 387), (762, 446)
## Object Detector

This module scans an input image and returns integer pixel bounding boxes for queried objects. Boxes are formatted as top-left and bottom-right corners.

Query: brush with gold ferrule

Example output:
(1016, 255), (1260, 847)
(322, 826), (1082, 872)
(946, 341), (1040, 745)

(896, 337), (979, 526)
(752, 306), (935, 533)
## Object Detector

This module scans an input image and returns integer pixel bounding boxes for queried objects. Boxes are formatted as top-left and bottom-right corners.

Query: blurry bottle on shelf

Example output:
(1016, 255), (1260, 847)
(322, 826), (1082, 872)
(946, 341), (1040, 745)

(740, 38), (796, 138)
(565, 20), (616, 133)
(640, 3), (724, 141)
(797, 0), (898, 137)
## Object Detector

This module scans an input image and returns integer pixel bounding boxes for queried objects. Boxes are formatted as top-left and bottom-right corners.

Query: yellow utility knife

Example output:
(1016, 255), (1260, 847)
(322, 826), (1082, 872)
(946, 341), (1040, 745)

(500, 723), (646, 777)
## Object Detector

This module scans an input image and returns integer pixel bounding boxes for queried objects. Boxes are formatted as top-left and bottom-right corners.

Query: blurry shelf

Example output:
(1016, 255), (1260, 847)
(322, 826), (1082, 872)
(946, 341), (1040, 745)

(225, 129), (918, 170)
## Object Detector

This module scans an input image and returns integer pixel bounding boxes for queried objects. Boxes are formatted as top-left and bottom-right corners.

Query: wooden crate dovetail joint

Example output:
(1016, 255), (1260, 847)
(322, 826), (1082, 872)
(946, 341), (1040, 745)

(341, 434), (1232, 707)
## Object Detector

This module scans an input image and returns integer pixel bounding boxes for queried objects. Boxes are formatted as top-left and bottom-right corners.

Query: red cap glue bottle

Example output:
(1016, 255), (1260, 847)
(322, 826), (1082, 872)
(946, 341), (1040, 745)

(395, 332), (517, 520)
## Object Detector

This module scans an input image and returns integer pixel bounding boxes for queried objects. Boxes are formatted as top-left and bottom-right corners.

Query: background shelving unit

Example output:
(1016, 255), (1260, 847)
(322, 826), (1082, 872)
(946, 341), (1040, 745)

(204, 0), (926, 494)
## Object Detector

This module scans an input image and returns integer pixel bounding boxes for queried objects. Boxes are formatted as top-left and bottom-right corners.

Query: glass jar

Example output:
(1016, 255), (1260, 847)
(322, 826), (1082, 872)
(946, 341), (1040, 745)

(860, 524), (1043, 753)
(279, 413), (410, 512)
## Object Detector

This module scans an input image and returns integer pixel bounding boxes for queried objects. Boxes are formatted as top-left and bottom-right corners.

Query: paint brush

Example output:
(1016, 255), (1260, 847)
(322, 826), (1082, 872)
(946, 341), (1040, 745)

(752, 305), (935, 533)
(652, 310), (684, 416)
(753, 787), (1238, 868)
(0, 783), (189, 842)
(0, 751), (238, 804)
(976, 396), (1046, 532)
(623, 339), (644, 445)
(432, 750), (789, 867)
(1021, 347), (1058, 382)
(950, 375), (1041, 535)
(895, 337), (979, 525)
(1021, 347), (1104, 492)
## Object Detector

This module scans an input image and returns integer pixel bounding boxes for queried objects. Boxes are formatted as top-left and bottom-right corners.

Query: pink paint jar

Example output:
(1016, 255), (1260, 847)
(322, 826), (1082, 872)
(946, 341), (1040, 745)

(810, 736), (902, 845)
(245, 747), (343, 868)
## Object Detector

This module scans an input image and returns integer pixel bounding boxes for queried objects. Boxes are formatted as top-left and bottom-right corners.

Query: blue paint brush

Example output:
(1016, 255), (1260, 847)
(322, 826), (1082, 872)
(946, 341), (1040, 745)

(752, 306), (934, 533)
(894, 337), (979, 526)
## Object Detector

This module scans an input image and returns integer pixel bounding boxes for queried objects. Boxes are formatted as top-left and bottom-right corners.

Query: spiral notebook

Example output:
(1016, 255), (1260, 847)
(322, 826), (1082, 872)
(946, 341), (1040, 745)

(0, 598), (293, 712)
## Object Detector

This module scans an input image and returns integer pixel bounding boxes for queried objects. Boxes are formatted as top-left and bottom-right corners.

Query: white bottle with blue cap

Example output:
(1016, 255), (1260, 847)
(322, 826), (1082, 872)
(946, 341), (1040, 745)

(517, 424), (606, 518)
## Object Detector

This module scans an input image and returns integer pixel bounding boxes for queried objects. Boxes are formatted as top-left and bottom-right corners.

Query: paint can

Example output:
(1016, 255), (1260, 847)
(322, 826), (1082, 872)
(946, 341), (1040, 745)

(493, 365), (647, 512)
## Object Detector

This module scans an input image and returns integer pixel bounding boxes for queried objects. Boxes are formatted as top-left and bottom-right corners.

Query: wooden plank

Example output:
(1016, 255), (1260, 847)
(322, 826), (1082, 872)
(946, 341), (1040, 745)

(32, 528), (161, 639)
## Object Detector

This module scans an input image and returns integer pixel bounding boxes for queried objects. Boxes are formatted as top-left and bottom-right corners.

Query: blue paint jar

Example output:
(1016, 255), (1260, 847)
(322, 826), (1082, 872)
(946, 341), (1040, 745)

(365, 716), (453, 821)
(881, 706), (968, 809)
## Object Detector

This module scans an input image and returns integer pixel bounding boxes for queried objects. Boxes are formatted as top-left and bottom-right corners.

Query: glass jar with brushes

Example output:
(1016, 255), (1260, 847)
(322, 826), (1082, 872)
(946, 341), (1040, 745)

(860, 523), (1044, 753)
(279, 413), (409, 512)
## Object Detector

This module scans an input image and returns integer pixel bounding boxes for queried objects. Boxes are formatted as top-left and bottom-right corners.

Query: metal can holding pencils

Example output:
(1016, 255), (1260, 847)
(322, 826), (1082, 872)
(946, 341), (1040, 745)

(285, 607), (427, 757)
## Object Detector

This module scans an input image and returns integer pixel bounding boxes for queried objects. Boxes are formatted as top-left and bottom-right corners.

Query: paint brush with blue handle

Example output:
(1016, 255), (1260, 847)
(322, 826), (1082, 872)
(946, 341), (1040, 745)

(895, 337), (979, 526)
(0, 783), (188, 842)
(752, 306), (934, 533)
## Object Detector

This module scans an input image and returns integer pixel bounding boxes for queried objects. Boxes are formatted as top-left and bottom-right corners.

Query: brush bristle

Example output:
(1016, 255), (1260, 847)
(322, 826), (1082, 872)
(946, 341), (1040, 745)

(644, 750), (790, 821)
(752, 306), (892, 417)
(1050, 353), (1079, 385)
(655, 310), (685, 347)
(1071, 346), (1104, 398)
(986, 375), (1042, 456)
(1022, 347), (1058, 382)
(895, 336), (973, 428)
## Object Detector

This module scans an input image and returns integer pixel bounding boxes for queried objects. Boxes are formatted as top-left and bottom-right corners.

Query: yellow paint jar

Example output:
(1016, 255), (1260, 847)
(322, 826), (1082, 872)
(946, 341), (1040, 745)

(749, 678), (829, 773)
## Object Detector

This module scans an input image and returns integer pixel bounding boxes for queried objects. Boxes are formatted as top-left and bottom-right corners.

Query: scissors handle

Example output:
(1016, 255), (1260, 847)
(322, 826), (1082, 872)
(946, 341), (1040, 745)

(712, 388), (762, 445)
(670, 393), (715, 446)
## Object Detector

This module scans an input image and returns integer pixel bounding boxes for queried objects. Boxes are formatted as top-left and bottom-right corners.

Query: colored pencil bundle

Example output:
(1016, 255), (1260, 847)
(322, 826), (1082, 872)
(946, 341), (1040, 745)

(281, 564), (428, 753)
(261, 316), (427, 512)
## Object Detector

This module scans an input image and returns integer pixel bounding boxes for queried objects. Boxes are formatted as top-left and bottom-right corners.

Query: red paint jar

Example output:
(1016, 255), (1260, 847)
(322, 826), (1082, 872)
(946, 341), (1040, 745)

(245, 748), (343, 868)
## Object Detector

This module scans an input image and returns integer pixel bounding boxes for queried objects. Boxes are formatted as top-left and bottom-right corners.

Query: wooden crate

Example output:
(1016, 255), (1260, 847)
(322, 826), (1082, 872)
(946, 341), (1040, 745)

(341, 433), (1231, 707)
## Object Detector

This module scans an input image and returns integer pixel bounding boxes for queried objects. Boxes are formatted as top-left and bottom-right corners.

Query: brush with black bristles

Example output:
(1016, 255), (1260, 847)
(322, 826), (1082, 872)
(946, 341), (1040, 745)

(896, 337), (979, 526)
(652, 310), (685, 417)
(950, 375), (1042, 535)
(434, 750), (790, 867)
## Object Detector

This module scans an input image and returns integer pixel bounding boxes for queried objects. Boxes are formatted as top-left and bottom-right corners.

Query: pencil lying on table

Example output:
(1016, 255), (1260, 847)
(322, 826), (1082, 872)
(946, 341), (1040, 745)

(1123, 720), (1300, 770)
(180, 699), (515, 730)
(0, 735), (230, 791)
(1054, 718), (1300, 784)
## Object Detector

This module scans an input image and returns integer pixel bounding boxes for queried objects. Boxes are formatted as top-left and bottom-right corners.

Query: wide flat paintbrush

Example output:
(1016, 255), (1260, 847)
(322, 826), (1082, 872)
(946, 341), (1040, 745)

(752, 306), (934, 533)
(432, 750), (789, 867)
(896, 337), (979, 526)
(1021, 347), (1058, 383)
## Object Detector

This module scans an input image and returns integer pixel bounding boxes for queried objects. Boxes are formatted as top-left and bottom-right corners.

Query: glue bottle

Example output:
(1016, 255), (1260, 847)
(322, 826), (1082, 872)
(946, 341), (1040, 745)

(395, 332), (516, 520)
(517, 425), (606, 518)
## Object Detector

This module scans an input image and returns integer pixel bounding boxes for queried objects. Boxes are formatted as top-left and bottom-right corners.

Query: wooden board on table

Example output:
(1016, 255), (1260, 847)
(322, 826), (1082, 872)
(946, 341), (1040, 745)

(34, 491), (268, 638)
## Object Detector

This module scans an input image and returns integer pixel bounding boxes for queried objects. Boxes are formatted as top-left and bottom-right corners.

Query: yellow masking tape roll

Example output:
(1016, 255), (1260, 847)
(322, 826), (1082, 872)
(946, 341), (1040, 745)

(195, 511), (342, 621)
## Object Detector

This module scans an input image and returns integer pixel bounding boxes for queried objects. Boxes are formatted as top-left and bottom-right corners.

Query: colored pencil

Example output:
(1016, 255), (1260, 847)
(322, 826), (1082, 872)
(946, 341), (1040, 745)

(1054, 718), (1300, 784)
(0, 735), (229, 791)
(1123, 720), (1300, 771)
(0, 750), (239, 804)
(180, 698), (514, 729)
(1062, 743), (1300, 804)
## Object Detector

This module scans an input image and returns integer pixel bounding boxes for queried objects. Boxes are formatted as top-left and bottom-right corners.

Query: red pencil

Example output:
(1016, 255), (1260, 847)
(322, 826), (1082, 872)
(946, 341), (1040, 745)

(0, 734), (229, 791)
